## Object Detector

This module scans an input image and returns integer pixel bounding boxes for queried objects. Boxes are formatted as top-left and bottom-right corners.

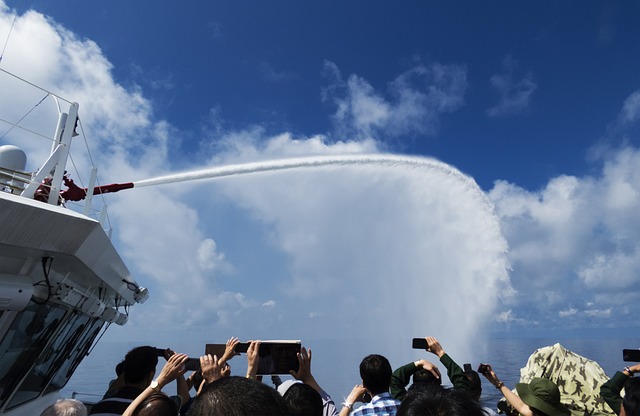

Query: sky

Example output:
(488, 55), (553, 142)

(0, 0), (639, 397)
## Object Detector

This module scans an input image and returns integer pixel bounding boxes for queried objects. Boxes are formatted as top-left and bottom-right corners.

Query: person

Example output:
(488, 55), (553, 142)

(40, 399), (87, 416)
(102, 361), (125, 399)
(391, 336), (469, 400)
(185, 376), (289, 416)
(180, 337), (238, 415)
(282, 382), (324, 416)
(600, 363), (640, 416)
(462, 364), (497, 415)
(282, 346), (339, 416)
(129, 393), (179, 416)
(122, 352), (189, 416)
(396, 385), (486, 416)
(479, 363), (570, 416)
(341, 354), (401, 416)
(89, 346), (188, 416)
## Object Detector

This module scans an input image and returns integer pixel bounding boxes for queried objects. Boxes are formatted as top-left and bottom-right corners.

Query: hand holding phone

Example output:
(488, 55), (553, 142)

(412, 338), (428, 349)
(623, 349), (640, 362)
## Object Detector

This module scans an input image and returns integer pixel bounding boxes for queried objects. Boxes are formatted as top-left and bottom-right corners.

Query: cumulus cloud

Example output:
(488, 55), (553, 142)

(3, 3), (640, 393)
(0, 4), (509, 369)
(322, 60), (467, 140)
(486, 56), (537, 117)
(619, 90), (640, 124)
(489, 145), (640, 329)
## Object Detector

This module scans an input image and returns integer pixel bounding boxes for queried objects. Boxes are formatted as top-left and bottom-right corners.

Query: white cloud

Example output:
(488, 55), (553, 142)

(619, 90), (640, 124)
(197, 238), (227, 272)
(259, 61), (296, 82)
(486, 56), (537, 117)
(4, 3), (640, 390)
(489, 145), (640, 328)
(0, 5), (509, 366)
(322, 60), (467, 140)
(559, 308), (577, 318)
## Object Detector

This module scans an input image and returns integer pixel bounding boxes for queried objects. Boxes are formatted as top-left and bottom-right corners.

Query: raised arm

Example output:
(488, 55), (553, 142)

(246, 340), (261, 380)
(339, 385), (367, 416)
(290, 347), (339, 416)
(390, 359), (440, 400)
(218, 337), (240, 366)
(426, 336), (470, 391)
(196, 354), (222, 396)
(479, 363), (533, 416)
(600, 363), (640, 415)
(122, 353), (188, 416)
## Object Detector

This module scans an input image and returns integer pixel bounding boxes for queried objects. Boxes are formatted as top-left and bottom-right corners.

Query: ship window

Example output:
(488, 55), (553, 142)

(0, 301), (65, 409)
(44, 317), (104, 394)
(6, 311), (95, 410)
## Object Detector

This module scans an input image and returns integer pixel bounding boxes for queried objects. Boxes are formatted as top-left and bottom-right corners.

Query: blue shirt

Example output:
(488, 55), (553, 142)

(352, 392), (401, 416)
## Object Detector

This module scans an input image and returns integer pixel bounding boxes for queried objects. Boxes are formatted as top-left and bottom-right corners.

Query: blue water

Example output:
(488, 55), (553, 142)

(61, 337), (639, 410)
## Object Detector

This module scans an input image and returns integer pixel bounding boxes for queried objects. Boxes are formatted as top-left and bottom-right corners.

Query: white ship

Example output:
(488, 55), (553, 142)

(0, 99), (146, 415)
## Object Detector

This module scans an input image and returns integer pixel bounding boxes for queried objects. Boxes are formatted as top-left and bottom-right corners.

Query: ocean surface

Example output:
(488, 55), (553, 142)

(61, 337), (640, 410)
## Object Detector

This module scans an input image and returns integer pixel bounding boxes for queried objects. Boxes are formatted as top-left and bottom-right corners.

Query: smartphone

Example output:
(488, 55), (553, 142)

(362, 391), (372, 403)
(412, 338), (428, 349)
(206, 340), (301, 375)
(184, 357), (200, 372)
(463, 363), (472, 373)
(154, 347), (168, 357)
(623, 349), (640, 362)
(477, 364), (489, 374)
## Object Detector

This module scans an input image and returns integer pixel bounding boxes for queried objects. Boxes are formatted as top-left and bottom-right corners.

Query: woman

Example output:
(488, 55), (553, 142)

(478, 363), (570, 416)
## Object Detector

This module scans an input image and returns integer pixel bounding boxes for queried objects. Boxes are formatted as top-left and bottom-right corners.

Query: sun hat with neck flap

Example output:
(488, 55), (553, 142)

(516, 377), (571, 416)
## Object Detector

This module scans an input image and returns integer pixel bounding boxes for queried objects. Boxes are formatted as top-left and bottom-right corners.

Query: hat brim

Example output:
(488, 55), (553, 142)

(516, 383), (571, 416)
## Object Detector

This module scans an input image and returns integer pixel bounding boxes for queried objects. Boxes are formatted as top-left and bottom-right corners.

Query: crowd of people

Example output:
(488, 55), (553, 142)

(40, 337), (640, 416)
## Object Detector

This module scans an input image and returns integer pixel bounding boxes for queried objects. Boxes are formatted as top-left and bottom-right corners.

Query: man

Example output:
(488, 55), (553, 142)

(40, 399), (87, 416)
(286, 346), (339, 416)
(89, 346), (188, 416)
(391, 336), (468, 401)
(187, 376), (288, 416)
(341, 354), (401, 416)
(600, 363), (640, 416)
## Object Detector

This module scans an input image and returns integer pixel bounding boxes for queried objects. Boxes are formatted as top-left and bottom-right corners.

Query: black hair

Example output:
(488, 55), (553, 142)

(359, 354), (393, 395)
(123, 346), (159, 384)
(464, 369), (482, 401)
(133, 392), (178, 416)
(412, 368), (442, 385)
(283, 383), (323, 416)
(115, 361), (125, 376)
(186, 376), (288, 416)
(623, 377), (640, 416)
(397, 385), (485, 416)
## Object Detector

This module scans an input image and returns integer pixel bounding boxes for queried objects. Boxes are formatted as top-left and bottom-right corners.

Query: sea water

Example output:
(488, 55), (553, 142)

(61, 337), (639, 410)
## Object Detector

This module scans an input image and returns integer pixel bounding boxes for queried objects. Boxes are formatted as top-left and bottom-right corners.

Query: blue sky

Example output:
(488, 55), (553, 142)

(1, 0), (639, 390)
(9, 0), (637, 190)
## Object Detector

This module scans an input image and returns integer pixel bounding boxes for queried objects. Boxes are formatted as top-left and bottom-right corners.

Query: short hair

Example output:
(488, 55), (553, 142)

(623, 377), (640, 416)
(115, 360), (125, 376)
(187, 376), (288, 416)
(133, 392), (178, 416)
(360, 354), (393, 395)
(40, 399), (87, 416)
(397, 385), (485, 416)
(463, 369), (482, 401)
(412, 368), (442, 385)
(123, 346), (159, 384)
(283, 383), (323, 416)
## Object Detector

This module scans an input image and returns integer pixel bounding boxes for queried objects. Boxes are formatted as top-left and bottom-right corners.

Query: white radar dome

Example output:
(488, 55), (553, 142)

(0, 145), (27, 172)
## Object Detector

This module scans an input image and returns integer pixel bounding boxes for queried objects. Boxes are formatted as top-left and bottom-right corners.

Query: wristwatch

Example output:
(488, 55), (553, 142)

(150, 380), (160, 391)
